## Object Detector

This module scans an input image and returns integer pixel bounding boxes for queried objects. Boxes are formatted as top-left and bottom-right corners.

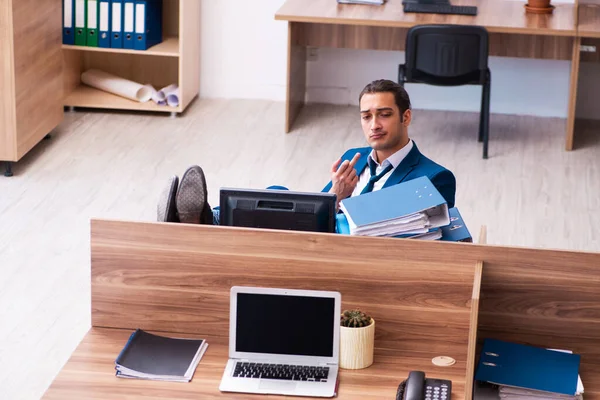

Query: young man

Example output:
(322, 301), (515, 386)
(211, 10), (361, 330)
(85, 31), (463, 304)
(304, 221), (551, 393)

(322, 79), (456, 209)
(157, 79), (455, 224)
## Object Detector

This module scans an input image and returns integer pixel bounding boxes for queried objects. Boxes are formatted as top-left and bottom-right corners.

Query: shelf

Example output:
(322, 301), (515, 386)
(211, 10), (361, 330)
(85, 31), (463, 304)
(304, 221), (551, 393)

(64, 86), (181, 113)
(62, 37), (180, 57)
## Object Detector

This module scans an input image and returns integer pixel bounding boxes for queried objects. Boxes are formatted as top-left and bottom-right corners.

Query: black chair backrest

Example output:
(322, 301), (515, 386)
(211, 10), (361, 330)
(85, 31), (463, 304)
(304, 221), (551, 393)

(405, 24), (489, 85)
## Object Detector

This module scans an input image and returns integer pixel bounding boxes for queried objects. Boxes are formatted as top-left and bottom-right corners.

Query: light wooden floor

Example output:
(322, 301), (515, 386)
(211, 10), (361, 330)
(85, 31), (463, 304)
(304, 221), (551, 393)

(1, 99), (599, 399)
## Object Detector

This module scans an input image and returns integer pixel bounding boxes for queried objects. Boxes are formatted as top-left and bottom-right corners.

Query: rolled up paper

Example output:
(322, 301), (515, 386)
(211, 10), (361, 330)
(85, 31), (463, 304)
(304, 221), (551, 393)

(81, 69), (153, 103)
(158, 84), (178, 98)
(143, 84), (166, 104)
(158, 84), (180, 107)
(166, 89), (180, 107)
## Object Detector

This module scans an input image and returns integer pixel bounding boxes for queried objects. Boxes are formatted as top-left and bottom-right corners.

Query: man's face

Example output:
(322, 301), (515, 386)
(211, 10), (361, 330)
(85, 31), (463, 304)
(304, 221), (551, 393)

(360, 92), (411, 154)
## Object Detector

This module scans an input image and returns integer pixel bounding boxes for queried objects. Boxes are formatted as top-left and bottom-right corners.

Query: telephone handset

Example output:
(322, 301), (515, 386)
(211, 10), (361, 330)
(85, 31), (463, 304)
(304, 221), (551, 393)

(396, 371), (452, 400)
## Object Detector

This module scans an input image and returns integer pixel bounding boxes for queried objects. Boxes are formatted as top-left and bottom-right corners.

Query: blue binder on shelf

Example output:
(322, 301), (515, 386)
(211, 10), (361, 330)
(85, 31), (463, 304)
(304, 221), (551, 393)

(98, 0), (111, 48)
(440, 207), (472, 242)
(111, 0), (123, 48)
(123, 0), (136, 49)
(63, 0), (75, 45)
(134, 0), (163, 51)
(475, 338), (581, 396)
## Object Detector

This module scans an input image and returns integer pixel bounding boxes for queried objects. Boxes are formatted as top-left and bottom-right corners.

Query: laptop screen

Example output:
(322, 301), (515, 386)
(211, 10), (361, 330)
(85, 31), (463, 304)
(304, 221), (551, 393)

(235, 293), (336, 357)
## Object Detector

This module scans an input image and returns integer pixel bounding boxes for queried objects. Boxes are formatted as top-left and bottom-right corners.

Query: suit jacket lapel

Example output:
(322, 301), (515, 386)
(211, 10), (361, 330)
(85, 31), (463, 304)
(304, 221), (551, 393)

(354, 148), (370, 176)
(382, 142), (422, 189)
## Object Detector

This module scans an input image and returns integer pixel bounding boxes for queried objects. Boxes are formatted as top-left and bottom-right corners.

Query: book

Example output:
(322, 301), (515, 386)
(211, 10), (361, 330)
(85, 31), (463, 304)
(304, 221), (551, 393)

(475, 338), (581, 397)
(115, 329), (208, 382)
(339, 176), (449, 237)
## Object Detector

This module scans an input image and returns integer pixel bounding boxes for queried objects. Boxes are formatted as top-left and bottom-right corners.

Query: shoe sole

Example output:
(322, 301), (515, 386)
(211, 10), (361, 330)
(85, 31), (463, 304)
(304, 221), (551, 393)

(176, 166), (207, 224)
(157, 175), (179, 223)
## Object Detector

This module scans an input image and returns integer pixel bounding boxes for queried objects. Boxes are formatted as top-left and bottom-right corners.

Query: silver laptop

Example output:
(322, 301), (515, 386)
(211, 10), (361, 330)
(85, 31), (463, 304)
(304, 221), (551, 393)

(219, 286), (341, 398)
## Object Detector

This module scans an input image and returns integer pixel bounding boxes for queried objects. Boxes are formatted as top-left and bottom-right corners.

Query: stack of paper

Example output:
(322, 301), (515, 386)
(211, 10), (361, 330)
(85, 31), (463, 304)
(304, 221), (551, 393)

(339, 176), (449, 237)
(115, 329), (208, 382)
(475, 339), (583, 400)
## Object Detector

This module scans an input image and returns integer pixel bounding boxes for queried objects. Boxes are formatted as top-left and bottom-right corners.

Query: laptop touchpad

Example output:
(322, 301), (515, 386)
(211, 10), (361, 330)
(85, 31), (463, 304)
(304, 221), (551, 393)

(259, 380), (298, 392)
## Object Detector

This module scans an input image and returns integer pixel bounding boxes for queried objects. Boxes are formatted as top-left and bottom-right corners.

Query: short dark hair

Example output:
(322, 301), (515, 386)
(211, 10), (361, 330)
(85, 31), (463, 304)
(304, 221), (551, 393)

(359, 79), (412, 115)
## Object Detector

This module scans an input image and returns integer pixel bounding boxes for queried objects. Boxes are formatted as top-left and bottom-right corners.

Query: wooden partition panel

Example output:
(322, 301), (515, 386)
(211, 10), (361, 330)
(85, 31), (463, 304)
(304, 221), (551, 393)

(297, 23), (574, 60)
(46, 219), (600, 399)
(478, 258), (600, 396)
(91, 220), (479, 364)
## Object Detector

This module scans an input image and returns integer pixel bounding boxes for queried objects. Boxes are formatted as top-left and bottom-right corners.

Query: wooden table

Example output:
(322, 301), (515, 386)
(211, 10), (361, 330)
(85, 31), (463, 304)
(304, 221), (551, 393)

(44, 328), (473, 399)
(42, 220), (600, 399)
(275, 0), (582, 151)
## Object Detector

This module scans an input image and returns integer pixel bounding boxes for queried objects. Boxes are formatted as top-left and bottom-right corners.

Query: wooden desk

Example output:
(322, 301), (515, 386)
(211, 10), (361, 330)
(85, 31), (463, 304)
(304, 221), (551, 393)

(43, 220), (600, 399)
(578, 3), (600, 38)
(44, 328), (472, 400)
(44, 220), (482, 399)
(275, 0), (582, 151)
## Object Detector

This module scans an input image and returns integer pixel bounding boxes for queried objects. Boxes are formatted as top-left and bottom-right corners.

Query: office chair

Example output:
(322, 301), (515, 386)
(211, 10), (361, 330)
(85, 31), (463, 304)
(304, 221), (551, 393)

(398, 24), (491, 159)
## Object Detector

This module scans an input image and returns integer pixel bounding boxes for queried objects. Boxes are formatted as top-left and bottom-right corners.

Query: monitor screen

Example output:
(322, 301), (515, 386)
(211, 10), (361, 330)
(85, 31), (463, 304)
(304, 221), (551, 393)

(219, 188), (336, 233)
(235, 293), (336, 357)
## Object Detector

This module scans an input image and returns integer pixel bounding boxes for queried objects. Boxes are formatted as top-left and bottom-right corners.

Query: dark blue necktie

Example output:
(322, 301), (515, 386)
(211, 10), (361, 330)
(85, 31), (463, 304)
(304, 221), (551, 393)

(360, 159), (393, 195)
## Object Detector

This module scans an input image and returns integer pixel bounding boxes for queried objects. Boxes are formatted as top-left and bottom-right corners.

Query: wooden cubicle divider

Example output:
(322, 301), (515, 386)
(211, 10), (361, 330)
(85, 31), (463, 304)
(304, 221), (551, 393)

(44, 219), (600, 399)
(90, 219), (482, 399)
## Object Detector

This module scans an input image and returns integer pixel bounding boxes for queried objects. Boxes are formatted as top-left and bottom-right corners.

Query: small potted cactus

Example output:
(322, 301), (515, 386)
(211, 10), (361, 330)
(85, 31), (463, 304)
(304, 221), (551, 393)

(339, 309), (375, 369)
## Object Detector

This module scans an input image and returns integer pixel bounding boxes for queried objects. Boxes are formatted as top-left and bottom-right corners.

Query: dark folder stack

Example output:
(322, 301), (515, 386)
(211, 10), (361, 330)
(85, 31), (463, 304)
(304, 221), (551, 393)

(475, 338), (584, 399)
(115, 329), (209, 382)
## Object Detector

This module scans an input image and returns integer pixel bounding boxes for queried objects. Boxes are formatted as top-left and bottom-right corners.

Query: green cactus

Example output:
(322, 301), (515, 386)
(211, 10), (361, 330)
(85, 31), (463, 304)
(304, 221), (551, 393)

(340, 310), (373, 328)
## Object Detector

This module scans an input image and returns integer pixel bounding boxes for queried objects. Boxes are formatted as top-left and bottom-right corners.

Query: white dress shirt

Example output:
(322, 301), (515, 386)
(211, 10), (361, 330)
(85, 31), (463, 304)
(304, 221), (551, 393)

(351, 139), (414, 197)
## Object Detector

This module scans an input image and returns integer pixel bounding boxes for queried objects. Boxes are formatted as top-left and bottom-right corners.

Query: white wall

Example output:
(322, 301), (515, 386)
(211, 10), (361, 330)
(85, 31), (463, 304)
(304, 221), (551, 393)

(200, 0), (599, 119)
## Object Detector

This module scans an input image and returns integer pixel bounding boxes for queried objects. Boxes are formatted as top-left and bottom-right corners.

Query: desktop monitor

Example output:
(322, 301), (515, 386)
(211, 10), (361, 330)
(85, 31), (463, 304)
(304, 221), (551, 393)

(219, 188), (336, 233)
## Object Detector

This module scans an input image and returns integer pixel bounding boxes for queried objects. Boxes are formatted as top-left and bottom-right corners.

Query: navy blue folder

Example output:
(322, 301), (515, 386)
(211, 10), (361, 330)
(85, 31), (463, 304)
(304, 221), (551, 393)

(98, 0), (111, 48)
(123, 0), (135, 49)
(63, 0), (76, 45)
(475, 338), (581, 396)
(440, 207), (472, 242)
(111, 0), (123, 48)
(134, 0), (163, 51)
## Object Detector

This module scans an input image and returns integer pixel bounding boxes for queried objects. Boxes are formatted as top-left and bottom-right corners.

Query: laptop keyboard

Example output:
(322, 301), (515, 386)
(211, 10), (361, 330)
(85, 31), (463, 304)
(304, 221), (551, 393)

(233, 362), (329, 382)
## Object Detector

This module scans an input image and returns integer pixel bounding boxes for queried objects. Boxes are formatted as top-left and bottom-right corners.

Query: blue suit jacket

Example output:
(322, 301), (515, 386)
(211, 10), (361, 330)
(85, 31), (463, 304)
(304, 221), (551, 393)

(322, 142), (456, 208)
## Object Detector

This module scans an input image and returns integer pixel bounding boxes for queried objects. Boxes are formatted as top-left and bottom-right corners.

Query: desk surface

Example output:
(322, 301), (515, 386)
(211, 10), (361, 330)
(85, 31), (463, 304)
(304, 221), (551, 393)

(579, 4), (600, 38)
(43, 328), (468, 399)
(275, 0), (577, 36)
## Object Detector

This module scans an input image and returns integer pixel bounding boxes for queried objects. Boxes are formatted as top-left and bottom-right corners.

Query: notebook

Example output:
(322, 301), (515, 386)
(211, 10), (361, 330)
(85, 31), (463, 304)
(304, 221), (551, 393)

(115, 329), (208, 382)
(219, 286), (341, 398)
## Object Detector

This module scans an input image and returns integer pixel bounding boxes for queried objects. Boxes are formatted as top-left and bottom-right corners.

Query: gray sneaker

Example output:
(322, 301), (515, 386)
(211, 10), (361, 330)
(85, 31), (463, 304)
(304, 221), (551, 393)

(176, 165), (208, 224)
(157, 175), (179, 223)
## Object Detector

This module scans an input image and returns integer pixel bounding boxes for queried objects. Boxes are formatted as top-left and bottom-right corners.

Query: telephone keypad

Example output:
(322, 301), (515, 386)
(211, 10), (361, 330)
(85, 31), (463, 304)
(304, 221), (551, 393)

(426, 378), (451, 400)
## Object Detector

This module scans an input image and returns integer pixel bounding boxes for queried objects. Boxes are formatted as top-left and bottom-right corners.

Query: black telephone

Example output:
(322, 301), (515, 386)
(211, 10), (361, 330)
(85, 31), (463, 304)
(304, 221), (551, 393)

(396, 371), (452, 400)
